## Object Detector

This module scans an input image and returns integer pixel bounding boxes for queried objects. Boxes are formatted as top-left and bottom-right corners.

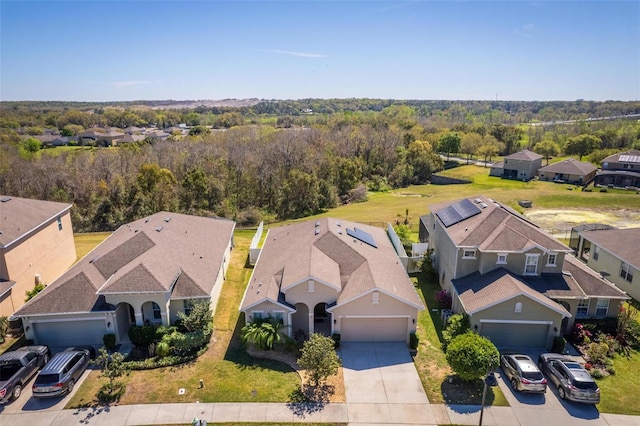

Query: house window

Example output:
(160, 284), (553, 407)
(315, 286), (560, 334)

(546, 253), (557, 267)
(595, 299), (609, 318)
(308, 280), (315, 292)
(151, 302), (161, 320)
(57, 216), (63, 231)
(372, 291), (380, 304)
(576, 299), (590, 319)
(620, 262), (634, 283)
(273, 311), (284, 324)
(252, 311), (263, 321)
(593, 246), (599, 261)
(462, 249), (476, 259)
(184, 299), (194, 316)
(524, 254), (539, 275)
(497, 253), (508, 265)
(515, 302), (523, 313)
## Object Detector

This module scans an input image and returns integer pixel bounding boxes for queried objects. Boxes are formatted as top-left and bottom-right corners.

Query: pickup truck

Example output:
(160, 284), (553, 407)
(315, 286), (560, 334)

(0, 346), (50, 403)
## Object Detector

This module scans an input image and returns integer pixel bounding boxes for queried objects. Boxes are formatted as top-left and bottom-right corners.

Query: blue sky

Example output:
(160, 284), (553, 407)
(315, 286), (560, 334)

(1, 1), (638, 102)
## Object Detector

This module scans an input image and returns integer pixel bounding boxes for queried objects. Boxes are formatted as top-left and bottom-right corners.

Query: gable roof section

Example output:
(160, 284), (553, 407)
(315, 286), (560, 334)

(13, 212), (234, 317)
(562, 255), (629, 299)
(241, 218), (423, 311)
(538, 159), (597, 175)
(580, 227), (640, 268)
(452, 268), (570, 317)
(431, 196), (570, 253)
(505, 149), (542, 161)
(602, 149), (640, 164)
(0, 195), (72, 248)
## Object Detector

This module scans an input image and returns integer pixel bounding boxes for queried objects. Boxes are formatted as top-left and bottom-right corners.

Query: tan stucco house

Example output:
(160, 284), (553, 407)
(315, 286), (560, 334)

(502, 149), (543, 181)
(572, 227), (640, 302)
(420, 196), (628, 349)
(0, 196), (76, 317)
(240, 218), (424, 343)
(12, 212), (235, 349)
(537, 158), (597, 185)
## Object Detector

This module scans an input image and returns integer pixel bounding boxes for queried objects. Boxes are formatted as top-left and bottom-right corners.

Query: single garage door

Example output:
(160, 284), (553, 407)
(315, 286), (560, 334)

(341, 317), (407, 342)
(480, 322), (549, 348)
(33, 320), (106, 347)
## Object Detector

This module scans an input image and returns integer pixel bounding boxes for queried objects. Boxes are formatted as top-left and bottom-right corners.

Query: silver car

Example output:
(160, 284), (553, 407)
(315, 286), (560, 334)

(32, 349), (90, 398)
(538, 353), (600, 404)
(500, 353), (547, 393)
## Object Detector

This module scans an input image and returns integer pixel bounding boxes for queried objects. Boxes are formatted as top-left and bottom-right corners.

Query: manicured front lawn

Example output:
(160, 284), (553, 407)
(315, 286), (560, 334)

(66, 230), (301, 408)
(596, 348), (640, 415)
(412, 274), (508, 407)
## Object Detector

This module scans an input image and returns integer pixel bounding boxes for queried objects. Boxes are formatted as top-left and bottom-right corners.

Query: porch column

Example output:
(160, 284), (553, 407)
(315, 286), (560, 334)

(134, 311), (144, 326)
(309, 312), (314, 335)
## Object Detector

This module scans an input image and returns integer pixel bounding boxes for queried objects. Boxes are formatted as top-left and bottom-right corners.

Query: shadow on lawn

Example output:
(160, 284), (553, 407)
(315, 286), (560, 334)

(286, 383), (334, 418)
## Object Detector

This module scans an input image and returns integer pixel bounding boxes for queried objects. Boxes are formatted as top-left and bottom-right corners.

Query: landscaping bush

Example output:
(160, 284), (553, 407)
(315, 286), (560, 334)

(103, 333), (116, 351)
(434, 290), (452, 310)
(155, 341), (170, 358)
(442, 314), (469, 351)
(586, 341), (610, 366)
(331, 333), (341, 349)
(128, 324), (158, 347)
(0, 316), (8, 344)
(166, 330), (210, 356)
(551, 336), (566, 354)
(409, 332), (419, 350)
(571, 322), (593, 345)
(445, 332), (499, 382)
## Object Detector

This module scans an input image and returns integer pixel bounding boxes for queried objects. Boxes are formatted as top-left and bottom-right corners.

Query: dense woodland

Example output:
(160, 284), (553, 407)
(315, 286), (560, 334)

(1, 99), (639, 232)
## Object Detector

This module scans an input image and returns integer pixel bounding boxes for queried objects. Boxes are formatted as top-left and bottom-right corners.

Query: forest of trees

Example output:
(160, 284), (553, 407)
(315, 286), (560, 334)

(1, 100), (639, 233)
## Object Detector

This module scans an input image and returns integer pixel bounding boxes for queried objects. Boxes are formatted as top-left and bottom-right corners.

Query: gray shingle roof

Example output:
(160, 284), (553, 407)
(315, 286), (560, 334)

(562, 255), (629, 299)
(538, 159), (597, 175)
(0, 195), (72, 247)
(14, 212), (235, 316)
(580, 227), (640, 268)
(505, 149), (543, 161)
(241, 218), (423, 311)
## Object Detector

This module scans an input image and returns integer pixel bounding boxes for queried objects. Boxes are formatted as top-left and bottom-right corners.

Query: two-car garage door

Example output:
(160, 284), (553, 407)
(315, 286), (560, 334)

(33, 320), (106, 347)
(480, 322), (550, 348)
(341, 317), (408, 342)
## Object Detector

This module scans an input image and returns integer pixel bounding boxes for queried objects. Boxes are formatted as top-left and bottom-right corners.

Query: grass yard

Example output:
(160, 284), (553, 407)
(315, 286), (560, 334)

(595, 348), (640, 415)
(412, 274), (508, 407)
(66, 230), (301, 408)
(74, 232), (111, 261)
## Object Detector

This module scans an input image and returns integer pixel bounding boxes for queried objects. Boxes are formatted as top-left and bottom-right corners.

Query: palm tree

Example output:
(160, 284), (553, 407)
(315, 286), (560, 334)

(241, 318), (285, 350)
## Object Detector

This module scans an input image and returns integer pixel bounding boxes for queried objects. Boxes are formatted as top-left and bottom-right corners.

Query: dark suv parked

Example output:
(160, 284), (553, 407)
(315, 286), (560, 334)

(538, 353), (600, 404)
(32, 349), (90, 398)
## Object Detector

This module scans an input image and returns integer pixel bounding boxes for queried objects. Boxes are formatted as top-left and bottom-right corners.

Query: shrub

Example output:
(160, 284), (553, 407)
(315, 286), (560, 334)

(177, 300), (213, 333)
(442, 314), (470, 351)
(606, 365), (616, 375)
(0, 316), (8, 344)
(409, 332), (419, 350)
(297, 333), (340, 386)
(331, 333), (341, 349)
(551, 336), (566, 354)
(166, 330), (210, 356)
(128, 325), (158, 347)
(571, 323), (593, 345)
(103, 333), (117, 351)
(241, 319), (285, 351)
(586, 341), (609, 366)
(445, 332), (500, 382)
(435, 290), (452, 310)
(155, 341), (170, 358)
(590, 368), (605, 379)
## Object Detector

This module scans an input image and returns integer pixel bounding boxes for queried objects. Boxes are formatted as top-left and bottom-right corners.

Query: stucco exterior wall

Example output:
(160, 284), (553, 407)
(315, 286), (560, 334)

(284, 279), (339, 308)
(0, 211), (76, 316)
(586, 245), (639, 301)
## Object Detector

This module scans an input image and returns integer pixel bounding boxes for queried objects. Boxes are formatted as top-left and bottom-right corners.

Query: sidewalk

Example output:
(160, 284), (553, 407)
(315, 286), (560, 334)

(3, 402), (640, 426)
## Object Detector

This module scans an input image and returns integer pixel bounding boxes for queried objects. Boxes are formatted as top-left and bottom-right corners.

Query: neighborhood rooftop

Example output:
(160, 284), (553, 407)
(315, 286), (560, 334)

(0, 195), (72, 247)
(579, 227), (640, 268)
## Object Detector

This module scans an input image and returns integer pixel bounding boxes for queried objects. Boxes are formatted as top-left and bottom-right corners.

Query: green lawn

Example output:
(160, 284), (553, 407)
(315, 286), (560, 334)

(74, 232), (111, 261)
(596, 348), (640, 415)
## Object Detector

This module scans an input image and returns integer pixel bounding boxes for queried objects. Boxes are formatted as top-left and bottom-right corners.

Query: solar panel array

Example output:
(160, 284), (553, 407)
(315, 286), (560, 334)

(436, 198), (482, 228)
(346, 227), (377, 248)
(619, 155), (640, 163)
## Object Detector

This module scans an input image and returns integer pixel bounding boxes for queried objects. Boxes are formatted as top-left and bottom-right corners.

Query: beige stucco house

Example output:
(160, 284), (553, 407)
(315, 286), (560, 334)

(537, 158), (597, 185)
(240, 218), (424, 343)
(12, 212), (235, 349)
(572, 227), (640, 301)
(420, 196), (628, 349)
(0, 196), (76, 317)
(502, 150), (543, 181)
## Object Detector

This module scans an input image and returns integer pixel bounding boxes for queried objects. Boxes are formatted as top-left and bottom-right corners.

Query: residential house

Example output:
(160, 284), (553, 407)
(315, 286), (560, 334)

(537, 158), (597, 185)
(12, 212), (235, 349)
(78, 129), (126, 147)
(591, 149), (640, 189)
(420, 196), (628, 348)
(571, 227), (640, 301)
(501, 150), (543, 181)
(0, 196), (76, 317)
(240, 218), (424, 343)
(488, 161), (504, 177)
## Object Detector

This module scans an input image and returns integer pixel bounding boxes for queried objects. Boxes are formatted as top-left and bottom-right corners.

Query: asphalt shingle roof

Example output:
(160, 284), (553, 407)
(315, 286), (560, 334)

(505, 149), (543, 161)
(538, 159), (597, 176)
(0, 195), (72, 247)
(580, 227), (640, 268)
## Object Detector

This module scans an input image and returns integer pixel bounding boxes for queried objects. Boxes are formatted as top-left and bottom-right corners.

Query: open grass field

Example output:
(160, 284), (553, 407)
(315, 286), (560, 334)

(74, 232), (111, 261)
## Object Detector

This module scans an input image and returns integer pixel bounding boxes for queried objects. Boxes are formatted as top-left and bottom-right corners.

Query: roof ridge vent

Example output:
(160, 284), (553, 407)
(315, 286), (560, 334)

(0, 196), (12, 203)
(156, 226), (163, 232)
(164, 217), (172, 223)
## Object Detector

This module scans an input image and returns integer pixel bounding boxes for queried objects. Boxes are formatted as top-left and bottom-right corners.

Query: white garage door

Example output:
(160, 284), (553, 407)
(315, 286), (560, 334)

(480, 322), (549, 348)
(341, 317), (408, 342)
(33, 320), (106, 347)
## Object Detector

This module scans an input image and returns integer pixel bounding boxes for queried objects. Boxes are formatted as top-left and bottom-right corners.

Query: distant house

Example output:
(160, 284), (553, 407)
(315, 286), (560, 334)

(501, 150), (543, 181)
(12, 212), (235, 349)
(420, 196), (628, 348)
(240, 218), (424, 343)
(591, 150), (640, 189)
(0, 196), (76, 317)
(489, 161), (504, 177)
(78, 130), (126, 147)
(572, 227), (640, 301)
(537, 158), (597, 185)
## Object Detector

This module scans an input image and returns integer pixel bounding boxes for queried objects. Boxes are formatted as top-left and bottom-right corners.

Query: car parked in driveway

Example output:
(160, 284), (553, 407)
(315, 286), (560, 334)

(32, 349), (90, 398)
(0, 345), (50, 403)
(500, 353), (547, 393)
(538, 353), (600, 404)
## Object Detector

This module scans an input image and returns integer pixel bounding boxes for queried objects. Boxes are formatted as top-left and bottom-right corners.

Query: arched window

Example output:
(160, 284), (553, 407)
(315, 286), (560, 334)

(152, 302), (161, 319)
(515, 302), (523, 313)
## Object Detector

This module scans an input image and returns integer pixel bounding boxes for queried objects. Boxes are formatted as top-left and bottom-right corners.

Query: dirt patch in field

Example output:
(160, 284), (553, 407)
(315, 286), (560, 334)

(524, 208), (640, 237)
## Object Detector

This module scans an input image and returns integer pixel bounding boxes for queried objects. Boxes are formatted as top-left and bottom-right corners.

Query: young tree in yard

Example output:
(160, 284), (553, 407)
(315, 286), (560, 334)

(93, 347), (130, 403)
(438, 132), (461, 161)
(533, 139), (560, 165)
(177, 300), (212, 333)
(564, 134), (601, 161)
(460, 133), (483, 164)
(445, 332), (499, 381)
(297, 333), (340, 386)
(477, 135), (504, 166)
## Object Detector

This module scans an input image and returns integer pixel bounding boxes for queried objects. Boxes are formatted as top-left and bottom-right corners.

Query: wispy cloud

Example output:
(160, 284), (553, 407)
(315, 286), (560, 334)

(515, 24), (536, 38)
(112, 80), (153, 88)
(268, 49), (327, 58)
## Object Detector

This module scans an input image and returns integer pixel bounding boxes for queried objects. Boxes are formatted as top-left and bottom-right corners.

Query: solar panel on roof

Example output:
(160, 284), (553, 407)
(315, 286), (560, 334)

(619, 155), (640, 163)
(346, 227), (377, 248)
(436, 198), (482, 227)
